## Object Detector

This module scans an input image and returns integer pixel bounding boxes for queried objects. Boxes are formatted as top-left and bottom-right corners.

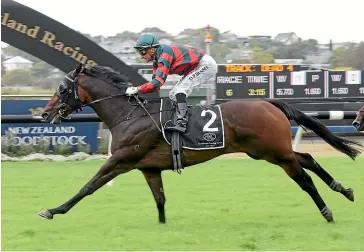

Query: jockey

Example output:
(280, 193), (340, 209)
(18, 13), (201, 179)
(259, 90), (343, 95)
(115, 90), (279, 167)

(126, 33), (218, 133)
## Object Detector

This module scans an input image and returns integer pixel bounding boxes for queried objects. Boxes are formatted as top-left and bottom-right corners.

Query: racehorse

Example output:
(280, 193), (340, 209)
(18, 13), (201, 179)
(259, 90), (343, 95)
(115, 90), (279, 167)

(39, 63), (363, 223)
(353, 105), (364, 132)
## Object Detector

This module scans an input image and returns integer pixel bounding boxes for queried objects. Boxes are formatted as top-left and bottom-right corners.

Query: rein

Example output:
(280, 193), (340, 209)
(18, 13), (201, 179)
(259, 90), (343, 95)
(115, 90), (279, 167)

(84, 94), (170, 131)
(57, 66), (174, 132)
(60, 83), (170, 131)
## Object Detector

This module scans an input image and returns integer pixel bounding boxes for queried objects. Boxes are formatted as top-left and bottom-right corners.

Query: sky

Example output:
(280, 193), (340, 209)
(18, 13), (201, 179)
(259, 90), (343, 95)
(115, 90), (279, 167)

(4, 0), (364, 44)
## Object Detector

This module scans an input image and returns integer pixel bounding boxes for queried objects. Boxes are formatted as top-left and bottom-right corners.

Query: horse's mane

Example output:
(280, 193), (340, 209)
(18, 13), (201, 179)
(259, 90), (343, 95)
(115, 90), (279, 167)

(79, 64), (161, 103)
(83, 65), (129, 86)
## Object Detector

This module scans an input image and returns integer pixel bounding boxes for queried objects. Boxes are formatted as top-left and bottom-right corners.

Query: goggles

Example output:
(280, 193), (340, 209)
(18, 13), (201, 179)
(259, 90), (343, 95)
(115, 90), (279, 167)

(135, 47), (148, 56)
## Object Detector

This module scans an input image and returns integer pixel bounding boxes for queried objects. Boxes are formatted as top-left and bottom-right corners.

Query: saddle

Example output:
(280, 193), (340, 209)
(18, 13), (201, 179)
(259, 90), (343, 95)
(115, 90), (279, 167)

(160, 99), (225, 173)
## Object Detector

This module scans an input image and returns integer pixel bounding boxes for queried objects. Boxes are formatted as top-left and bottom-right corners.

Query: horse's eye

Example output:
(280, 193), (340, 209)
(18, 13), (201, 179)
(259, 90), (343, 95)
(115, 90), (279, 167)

(59, 81), (67, 93)
(58, 82), (67, 94)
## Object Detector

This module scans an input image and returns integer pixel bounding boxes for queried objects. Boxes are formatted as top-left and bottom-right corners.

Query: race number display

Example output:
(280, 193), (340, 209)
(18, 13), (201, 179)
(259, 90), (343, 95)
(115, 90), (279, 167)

(328, 71), (364, 97)
(273, 72), (325, 98)
(216, 72), (270, 99)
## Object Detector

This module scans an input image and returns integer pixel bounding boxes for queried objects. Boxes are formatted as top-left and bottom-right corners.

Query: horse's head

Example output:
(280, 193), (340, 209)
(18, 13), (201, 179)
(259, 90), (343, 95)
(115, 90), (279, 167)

(352, 105), (364, 132)
(42, 63), (129, 124)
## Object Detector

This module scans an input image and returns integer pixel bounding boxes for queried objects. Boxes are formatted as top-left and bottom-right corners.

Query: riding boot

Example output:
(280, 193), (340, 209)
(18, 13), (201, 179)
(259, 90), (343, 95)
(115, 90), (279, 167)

(165, 94), (189, 133)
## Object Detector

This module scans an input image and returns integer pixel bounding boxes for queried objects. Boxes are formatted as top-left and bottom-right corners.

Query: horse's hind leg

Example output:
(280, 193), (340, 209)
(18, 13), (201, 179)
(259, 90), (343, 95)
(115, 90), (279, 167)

(294, 152), (354, 202)
(277, 154), (334, 222)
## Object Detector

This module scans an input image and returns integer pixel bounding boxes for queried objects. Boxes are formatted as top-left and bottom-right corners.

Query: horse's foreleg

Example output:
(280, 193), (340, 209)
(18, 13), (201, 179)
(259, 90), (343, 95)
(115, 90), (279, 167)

(140, 169), (166, 223)
(38, 150), (133, 220)
(294, 151), (354, 201)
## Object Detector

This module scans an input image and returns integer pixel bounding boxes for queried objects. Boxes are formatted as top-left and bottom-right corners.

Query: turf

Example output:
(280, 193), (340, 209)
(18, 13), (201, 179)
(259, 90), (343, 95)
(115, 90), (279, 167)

(1, 156), (364, 251)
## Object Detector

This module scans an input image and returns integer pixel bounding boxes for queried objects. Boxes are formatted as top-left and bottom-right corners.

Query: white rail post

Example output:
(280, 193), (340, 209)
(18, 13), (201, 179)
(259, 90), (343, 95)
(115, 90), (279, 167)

(293, 126), (305, 152)
(105, 131), (114, 186)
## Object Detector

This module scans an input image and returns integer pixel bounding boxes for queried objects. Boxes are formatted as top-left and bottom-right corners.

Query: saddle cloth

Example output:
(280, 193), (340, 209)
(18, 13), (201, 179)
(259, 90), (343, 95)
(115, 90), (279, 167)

(160, 99), (225, 150)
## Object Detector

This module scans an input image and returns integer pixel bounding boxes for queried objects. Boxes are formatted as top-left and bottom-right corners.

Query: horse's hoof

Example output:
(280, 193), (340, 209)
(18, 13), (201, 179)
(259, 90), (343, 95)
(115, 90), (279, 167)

(321, 206), (334, 222)
(344, 188), (354, 202)
(38, 210), (53, 220)
(326, 216), (334, 223)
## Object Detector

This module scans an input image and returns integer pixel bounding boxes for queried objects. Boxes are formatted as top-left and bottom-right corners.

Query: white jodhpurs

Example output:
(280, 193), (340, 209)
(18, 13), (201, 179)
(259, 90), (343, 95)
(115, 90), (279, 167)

(168, 54), (217, 101)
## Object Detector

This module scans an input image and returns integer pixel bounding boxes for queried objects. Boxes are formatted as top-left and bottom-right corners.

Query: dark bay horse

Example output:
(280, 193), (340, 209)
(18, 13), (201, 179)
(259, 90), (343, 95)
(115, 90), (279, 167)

(353, 105), (364, 132)
(39, 64), (363, 223)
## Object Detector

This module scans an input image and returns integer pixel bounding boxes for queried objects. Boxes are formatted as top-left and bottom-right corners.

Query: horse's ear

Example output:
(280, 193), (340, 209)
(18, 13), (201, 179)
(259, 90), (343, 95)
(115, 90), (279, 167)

(75, 63), (84, 74)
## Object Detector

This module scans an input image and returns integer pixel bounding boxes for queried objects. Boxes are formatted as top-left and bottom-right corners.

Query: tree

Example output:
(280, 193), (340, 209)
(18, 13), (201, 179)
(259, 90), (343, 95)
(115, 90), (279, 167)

(299, 39), (319, 54)
(1, 69), (38, 86)
(1, 55), (6, 77)
(249, 50), (274, 64)
(353, 42), (364, 70)
(329, 48), (349, 68)
(210, 43), (231, 63)
(272, 43), (305, 59)
(231, 58), (251, 64)
(329, 39), (333, 51)
(30, 61), (55, 80)
(2, 45), (41, 64)
(329, 43), (364, 70)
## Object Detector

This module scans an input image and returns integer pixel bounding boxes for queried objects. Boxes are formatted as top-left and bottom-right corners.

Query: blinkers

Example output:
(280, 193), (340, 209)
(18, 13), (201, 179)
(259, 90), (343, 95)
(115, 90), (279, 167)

(57, 69), (84, 113)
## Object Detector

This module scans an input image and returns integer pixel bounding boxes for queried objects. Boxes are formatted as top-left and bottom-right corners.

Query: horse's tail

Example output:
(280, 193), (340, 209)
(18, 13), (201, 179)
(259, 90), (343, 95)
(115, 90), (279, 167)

(268, 99), (363, 160)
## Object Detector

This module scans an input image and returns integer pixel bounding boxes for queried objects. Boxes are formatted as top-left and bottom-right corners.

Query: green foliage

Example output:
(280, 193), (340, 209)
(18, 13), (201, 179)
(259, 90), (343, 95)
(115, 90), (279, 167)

(1, 131), (24, 156)
(352, 42), (364, 70)
(272, 43), (306, 59)
(210, 43), (231, 63)
(77, 141), (91, 154)
(2, 45), (42, 64)
(33, 136), (51, 154)
(329, 43), (364, 70)
(329, 39), (333, 51)
(1, 54), (6, 77)
(30, 61), (55, 79)
(1, 69), (38, 86)
(53, 143), (73, 156)
(230, 58), (251, 64)
(1, 87), (54, 95)
(2, 132), (76, 156)
(231, 48), (274, 64)
(250, 49), (274, 64)
(330, 48), (348, 68)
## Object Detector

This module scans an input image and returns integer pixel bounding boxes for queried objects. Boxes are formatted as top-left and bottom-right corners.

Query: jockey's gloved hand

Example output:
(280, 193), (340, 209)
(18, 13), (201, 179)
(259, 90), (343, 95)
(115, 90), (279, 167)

(125, 86), (139, 96)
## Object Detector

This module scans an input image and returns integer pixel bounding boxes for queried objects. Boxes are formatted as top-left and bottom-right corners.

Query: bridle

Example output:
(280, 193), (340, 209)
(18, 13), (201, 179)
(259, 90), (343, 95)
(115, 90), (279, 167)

(57, 67), (128, 115)
(55, 67), (163, 131)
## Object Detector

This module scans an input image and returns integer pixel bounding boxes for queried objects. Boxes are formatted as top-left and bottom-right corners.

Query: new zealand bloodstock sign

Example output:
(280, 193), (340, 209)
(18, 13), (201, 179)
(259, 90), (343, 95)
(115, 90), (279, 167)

(1, 100), (99, 152)
(216, 65), (364, 100)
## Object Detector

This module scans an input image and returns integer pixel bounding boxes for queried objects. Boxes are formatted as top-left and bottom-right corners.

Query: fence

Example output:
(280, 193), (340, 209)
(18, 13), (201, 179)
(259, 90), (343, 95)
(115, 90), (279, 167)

(292, 111), (359, 151)
(2, 110), (359, 187)
(2, 111), (360, 154)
